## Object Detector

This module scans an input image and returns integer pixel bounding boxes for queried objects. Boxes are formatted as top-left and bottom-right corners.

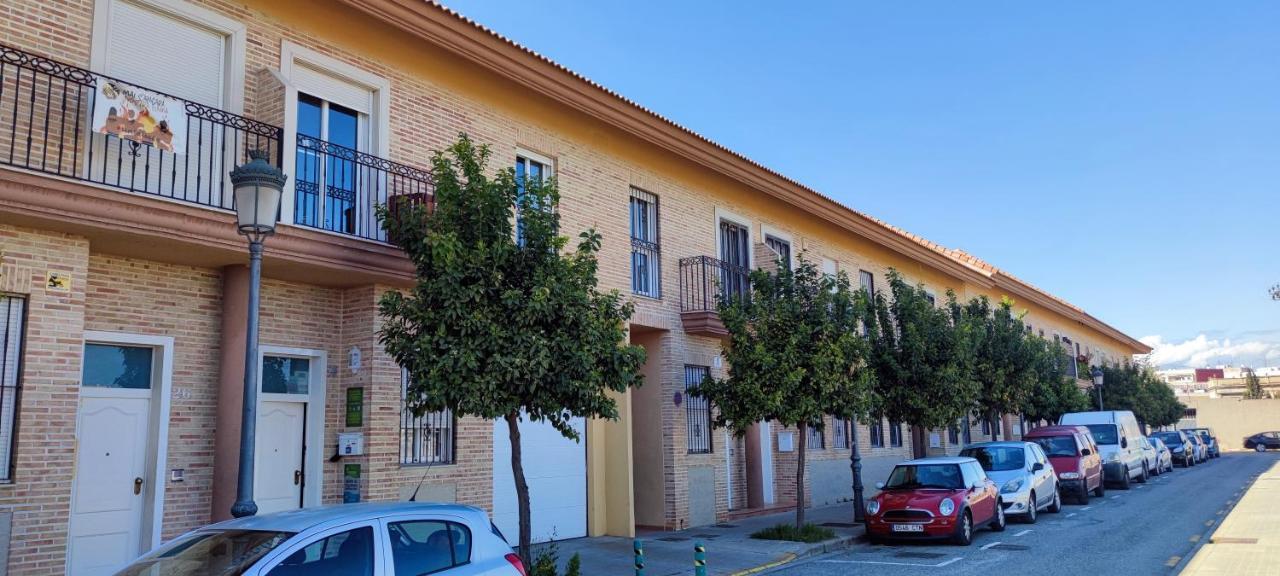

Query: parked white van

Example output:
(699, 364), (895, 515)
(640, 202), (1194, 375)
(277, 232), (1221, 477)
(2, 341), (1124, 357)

(1059, 411), (1147, 489)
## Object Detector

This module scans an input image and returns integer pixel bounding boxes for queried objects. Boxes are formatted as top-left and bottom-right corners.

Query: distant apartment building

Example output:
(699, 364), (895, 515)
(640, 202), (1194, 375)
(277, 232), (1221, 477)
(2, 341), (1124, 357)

(0, 1), (1151, 574)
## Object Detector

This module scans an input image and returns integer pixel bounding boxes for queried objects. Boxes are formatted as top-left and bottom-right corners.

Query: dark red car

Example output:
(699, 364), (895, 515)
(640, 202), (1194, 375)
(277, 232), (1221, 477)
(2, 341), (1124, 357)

(1023, 425), (1105, 503)
(866, 457), (1006, 546)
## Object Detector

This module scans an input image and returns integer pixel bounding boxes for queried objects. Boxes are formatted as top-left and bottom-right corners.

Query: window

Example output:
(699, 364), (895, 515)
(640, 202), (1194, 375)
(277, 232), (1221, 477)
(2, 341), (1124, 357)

(889, 420), (903, 447)
(268, 526), (373, 576)
(83, 343), (153, 389)
(832, 416), (850, 449)
(262, 356), (309, 395)
(294, 93), (365, 234)
(807, 422), (824, 450)
(924, 292), (936, 306)
(859, 270), (875, 297)
(981, 417), (1002, 437)
(719, 220), (750, 300)
(948, 422), (960, 445)
(630, 188), (660, 298)
(963, 419), (972, 444)
(515, 152), (553, 244)
(401, 369), (455, 465)
(387, 520), (471, 575)
(0, 297), (23, 483)
(764, 235), (791, 270)
(685, 365), (713, 454)
(869, 418), (884, 448)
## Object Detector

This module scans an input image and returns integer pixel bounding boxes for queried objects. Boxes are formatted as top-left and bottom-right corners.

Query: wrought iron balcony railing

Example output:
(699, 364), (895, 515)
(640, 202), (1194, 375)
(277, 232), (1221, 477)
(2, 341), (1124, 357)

(678, 255), (750, 313)
(0, 44), (282, 211)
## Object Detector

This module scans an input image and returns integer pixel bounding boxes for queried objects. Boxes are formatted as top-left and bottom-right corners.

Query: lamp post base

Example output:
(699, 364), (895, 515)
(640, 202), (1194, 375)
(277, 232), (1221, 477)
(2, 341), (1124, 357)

(230, 500), (258, 518)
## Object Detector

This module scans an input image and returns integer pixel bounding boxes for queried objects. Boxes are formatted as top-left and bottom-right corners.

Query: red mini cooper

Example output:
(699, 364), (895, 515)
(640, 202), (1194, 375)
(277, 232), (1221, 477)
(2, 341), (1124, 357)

(866, 456), (1005, 546)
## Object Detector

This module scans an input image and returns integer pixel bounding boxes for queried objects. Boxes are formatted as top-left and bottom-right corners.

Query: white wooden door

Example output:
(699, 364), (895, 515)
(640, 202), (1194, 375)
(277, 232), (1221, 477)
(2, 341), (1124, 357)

(492, 416), (587, 543)
(68, 393), (150, 576)
(254, 400), (306, 515)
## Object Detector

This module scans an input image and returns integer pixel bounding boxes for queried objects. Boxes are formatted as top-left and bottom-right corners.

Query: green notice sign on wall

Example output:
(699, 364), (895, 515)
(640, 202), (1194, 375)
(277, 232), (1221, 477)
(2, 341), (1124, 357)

(346, 387), (364, 427)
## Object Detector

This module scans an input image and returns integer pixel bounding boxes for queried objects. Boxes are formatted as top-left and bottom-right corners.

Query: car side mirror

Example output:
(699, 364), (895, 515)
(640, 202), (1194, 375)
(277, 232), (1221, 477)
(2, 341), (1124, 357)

(875, 481), (885, 490)
(1081, 448), (1092, 456)
(1032, 462), (1044, 472)
(1121, 438), (1128, 449)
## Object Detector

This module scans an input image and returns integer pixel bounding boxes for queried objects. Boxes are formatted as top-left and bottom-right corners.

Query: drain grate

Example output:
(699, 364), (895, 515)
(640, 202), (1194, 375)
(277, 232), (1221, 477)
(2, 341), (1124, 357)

(657, 536), (689, 542)
(988, 544), (1030, 551)
(821, 522), (860, 528)
(1211, 537), (1259, 544)
(712, 523), (738, 529)
(894, 551), (946, 559)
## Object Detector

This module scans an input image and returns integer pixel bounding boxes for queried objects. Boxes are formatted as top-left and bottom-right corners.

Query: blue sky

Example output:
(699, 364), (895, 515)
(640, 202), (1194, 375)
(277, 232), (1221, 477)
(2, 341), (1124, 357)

(444, 1), (1280, 368)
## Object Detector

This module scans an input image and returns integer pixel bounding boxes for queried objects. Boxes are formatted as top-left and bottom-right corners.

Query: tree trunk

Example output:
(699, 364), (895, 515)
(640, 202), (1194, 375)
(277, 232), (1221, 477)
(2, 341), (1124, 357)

(989, 411), (998, 441)
(505, 412), (532, 567)
(796, 422), (807, 528)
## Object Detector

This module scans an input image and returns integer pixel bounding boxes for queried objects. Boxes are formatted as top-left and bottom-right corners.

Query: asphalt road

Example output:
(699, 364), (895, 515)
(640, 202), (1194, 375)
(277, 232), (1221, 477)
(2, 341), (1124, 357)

(764, 452), (1279, 576)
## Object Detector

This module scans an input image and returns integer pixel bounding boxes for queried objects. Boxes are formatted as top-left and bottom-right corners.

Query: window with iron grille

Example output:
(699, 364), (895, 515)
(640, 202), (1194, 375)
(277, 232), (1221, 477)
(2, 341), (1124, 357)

(400, 369), (455, 465)
(765, 235), (791, 270)
(948, 422), (960, 445)
(964, 419), (972, 444)
(807, 421), (825, 450)
(0, 297), (24, 483)
(832, 416), (851, 449)
(869, 418), (884, 448)
(630, 188), (660, 298)
(685, 365), (713, 454)
(889, 420), (903, 447)
(515, 152), (552, 245)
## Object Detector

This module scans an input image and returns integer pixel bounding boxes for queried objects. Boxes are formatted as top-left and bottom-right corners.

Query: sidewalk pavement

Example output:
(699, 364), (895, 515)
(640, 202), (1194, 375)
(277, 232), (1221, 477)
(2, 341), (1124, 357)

(1182, 459), (1280, 575)
(546, 504), (863, 576)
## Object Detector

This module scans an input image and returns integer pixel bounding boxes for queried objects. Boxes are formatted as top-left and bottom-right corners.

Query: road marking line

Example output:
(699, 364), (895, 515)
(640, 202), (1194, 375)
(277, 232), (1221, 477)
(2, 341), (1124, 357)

(1066, 513), (1077, 518)
(1081, 506), (1092, 511)
(1166, 556), (1182, 567)
(819, 558), (963, 568)
(980, 541), (1002, 550)
(1206, 520), (1215, 527)
(1110, 495), (1121, 500)
(1014, 529), (1033, 537)
(1217, 510), (1226, 516)
(937, 558), (963, 567)
(1190, 535), (1200, 542)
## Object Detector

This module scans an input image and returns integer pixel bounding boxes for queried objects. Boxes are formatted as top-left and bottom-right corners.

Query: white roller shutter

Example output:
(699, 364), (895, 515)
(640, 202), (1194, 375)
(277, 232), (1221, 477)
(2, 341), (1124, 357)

(492, 416), (588, 543)
(102, 0), (225, 107)
(291, 63), (374, 115)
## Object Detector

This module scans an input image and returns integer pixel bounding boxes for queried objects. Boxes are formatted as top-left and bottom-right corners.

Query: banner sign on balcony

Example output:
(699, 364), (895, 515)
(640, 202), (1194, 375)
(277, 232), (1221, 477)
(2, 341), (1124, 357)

(92, 78), (188, 154)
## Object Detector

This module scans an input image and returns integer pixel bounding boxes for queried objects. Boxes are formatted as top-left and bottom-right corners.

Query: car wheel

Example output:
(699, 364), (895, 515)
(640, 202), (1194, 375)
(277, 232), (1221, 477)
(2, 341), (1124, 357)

(1025, 493), (1037, 524)
(1094, 478), (1105, 497)
(1119, 469), (1131, 490)
(1048, 488), (1062, 513)
(1258, 444), (1267, 453)
(1078, 482), (1091, 503)
(990, 501), (1007, 532)
(1137, 466), (1148, 484)
(867, 533), (881, 546)
(952, 510), (973, 546)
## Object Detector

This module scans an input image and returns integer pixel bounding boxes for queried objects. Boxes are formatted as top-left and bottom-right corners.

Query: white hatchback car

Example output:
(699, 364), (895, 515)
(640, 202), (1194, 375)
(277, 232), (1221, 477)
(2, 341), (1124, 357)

(113, 502), (526, 576)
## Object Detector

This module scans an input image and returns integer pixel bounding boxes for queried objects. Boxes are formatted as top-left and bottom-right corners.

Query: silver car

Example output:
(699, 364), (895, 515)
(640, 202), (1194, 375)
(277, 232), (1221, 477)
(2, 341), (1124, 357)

(960, 441), (1061, 523)
(1149, 437), (1174, 474)
(112, 502), (525, 576)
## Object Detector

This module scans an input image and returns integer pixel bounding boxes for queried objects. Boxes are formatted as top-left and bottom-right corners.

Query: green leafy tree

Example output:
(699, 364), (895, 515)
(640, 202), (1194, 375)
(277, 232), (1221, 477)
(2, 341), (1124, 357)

(960, 297), (1039, 439)
(1098, 363), (1185, 431)
(1244, 368), (1265, 400)
(1022, 336), (1090, 424)
(692, 254), (875, 528)
(864, 270), (978, 432)
(378, 135), (646, 563)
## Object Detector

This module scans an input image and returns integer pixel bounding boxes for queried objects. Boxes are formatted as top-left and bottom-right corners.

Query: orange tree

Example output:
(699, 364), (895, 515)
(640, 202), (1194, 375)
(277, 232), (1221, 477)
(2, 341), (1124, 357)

(377, 135), (645, 564)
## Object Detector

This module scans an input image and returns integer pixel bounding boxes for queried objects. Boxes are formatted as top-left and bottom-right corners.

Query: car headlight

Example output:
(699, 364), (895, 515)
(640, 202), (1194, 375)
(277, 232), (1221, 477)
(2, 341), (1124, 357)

(1172, 446), (1184, 453)
(1059, 472), (1081, 479)
(1001, 478), (1025, 494)
(866, 500), (880, 515)
(938, 498), (955, 516)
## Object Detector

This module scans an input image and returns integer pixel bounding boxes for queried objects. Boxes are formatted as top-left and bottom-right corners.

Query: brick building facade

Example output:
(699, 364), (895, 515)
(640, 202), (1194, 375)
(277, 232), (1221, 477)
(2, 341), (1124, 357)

(0, 1), (1150, 573)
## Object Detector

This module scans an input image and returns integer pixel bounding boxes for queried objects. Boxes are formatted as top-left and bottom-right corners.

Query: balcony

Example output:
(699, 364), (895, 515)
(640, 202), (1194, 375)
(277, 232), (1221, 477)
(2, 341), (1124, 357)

(0, 44), (432, 245)
(0, 44), (282, 213)
(678, 255), (749, 337)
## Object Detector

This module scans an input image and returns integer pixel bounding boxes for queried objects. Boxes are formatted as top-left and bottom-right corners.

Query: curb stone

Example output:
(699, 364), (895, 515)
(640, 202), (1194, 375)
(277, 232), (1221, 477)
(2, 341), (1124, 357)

(727, 534), (863, 576)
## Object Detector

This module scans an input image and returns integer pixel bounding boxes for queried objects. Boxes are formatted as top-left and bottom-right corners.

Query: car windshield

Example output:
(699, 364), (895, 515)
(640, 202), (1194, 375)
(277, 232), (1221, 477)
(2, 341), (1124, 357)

(1196, 431), (1212, 441)
(114, 529), (294, 576)
(1083, 424), (1119, 445)
(1153, 432), (1182, 445)
(884, 464), (965, 490)
(960, 446), (1026, 471)
(1029, 436), (1078, 457)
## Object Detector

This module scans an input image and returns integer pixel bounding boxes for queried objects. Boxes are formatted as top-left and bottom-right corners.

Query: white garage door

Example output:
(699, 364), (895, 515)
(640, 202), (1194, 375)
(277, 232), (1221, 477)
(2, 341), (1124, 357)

(492, 415), (587, 543)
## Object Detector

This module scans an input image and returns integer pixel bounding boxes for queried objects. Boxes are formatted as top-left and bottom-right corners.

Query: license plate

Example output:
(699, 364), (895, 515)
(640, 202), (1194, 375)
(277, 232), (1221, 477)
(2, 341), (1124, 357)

(892, 524), (924, 533)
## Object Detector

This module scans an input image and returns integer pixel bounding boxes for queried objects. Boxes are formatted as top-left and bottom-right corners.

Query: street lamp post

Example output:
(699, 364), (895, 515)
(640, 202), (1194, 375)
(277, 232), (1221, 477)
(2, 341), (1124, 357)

(1091, 366), (1105, 411)
(850, 414), (865, 523)
(229, 150), (286, 518)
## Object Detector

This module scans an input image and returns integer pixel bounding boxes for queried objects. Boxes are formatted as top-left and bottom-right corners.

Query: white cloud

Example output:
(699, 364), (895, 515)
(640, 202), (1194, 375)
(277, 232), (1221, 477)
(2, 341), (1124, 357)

(1139, 334), (1280, 369)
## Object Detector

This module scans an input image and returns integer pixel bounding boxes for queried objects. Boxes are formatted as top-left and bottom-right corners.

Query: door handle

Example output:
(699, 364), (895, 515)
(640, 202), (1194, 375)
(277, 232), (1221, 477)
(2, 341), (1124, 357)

(294, 470), (302, 486)
(133, 477), (144, 495)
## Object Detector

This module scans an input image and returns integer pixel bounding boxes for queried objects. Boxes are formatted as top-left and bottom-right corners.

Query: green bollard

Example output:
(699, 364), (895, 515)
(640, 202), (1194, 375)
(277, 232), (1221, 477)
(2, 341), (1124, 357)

(694, 541), (707, 576)
(634, 539), (645, 576)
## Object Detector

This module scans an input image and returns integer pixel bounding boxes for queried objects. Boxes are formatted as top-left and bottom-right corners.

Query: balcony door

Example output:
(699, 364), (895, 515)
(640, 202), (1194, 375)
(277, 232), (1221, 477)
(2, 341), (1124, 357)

(294, 93), (370, 235)
(719, 220), (750, 299)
